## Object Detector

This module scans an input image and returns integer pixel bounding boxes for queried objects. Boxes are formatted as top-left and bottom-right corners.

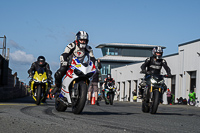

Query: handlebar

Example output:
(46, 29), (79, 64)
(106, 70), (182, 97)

(140, 71), (171, 78)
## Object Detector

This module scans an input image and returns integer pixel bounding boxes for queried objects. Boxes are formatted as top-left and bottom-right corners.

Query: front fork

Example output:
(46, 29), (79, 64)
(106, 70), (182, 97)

(145, 85), (161, 102)
(61, 79), (88, 104)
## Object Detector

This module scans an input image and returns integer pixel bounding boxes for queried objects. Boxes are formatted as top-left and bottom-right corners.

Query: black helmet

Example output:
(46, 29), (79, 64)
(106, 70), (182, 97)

(152, 46), (163, 59)
(75, 31), (89, 48)
(37, 56), (45, 66)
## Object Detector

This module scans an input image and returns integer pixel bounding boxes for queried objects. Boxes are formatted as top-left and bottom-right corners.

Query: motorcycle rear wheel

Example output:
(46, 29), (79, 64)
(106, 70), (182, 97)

(72, 82), (87, 114)
(150, 90), (159, 114)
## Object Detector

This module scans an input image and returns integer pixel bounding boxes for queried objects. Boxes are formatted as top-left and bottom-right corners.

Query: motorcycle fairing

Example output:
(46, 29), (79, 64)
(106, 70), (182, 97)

(60, 56), (96, 104)
(31, 70), (48, 102)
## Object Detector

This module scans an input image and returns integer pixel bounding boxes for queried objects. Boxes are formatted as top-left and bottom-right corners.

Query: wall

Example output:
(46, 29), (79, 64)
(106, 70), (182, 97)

(0, 55), (27, 101)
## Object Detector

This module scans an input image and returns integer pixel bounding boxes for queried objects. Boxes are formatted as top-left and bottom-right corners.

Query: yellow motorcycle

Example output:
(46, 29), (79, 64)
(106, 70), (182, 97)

(30, 68), (48, 105)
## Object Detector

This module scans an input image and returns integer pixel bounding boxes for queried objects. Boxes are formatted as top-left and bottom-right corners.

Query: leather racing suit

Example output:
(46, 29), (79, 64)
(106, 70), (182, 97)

(54, 41), (95, 93)
(139, 56), (171, 99)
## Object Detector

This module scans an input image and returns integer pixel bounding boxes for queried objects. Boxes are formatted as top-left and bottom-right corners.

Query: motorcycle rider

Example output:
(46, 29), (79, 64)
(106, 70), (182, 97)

(28, 56), (53, 85)
(102, 74), (115, 99)
(51, 31), (95, 94)
(138, 46), (171, 102)
(188, 91), (196, 104)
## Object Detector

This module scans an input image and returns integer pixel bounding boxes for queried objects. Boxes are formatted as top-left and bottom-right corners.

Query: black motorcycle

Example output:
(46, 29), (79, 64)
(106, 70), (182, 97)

(141, 73), (169, 114)
(103, 82), (115, 105)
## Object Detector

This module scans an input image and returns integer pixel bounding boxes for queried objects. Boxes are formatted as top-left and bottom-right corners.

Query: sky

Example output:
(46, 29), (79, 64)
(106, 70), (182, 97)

(1, 0), (200, 84)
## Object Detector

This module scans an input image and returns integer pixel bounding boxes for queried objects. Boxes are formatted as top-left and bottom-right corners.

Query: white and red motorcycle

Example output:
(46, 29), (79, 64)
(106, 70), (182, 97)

(55, 53), (96, 114)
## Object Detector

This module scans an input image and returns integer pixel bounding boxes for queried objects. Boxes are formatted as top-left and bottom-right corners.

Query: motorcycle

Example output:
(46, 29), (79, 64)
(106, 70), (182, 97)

(176, 97), (187, 105)
(141, 73), (169, 114)
(103, 82), (115, 105)
(30, 68), (48, 105)
(55, 53), (96, 114)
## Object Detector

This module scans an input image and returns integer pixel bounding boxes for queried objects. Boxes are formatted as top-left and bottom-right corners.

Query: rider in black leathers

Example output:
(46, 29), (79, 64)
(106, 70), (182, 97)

(102, 74), (115, 99)
(52, 31), (95, 94)
(28, 56), (53, 86)
(138, 46), (172, 101)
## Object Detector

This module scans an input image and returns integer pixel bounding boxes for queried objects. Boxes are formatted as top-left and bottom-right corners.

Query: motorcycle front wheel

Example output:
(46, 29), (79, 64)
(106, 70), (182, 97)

(72, 82), (87, 114)
(109, 93), (114, 105)
(189, 99), (196, 106)
(150, 90), (159, 114)
(36, 85), (42, 105)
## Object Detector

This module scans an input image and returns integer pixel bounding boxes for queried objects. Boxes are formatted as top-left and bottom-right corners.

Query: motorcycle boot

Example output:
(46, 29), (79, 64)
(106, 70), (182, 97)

(51, 69), (63, 95)
(159, 84), (168, 104)
(138, 82), (146, 99)
(95, 100), (100, 106)
(87, 100), (91, 105)
(159, 93), (163, 104)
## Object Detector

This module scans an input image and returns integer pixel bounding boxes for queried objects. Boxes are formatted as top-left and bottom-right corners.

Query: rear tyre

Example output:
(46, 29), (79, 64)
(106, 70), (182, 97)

(72, 82), (87, 114)
(36, 86), (42, 105)
(150, 90), (159, 114)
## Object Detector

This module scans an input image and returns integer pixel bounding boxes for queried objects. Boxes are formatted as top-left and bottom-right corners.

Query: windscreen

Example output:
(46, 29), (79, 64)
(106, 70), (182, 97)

(77, 53), (90, 67)
(37, 67), (45, 74)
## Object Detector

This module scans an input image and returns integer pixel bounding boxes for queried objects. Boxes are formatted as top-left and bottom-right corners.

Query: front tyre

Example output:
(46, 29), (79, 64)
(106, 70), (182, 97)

(150, 90), (159, 114)
(36, 86), (42, 105)
(72, 82), (87, 114)
(189, 99), (196, 106)
(110, 93), (114, 105)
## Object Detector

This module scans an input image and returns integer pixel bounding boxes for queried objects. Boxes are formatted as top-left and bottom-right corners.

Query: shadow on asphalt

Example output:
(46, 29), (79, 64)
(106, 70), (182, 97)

(1, 96), (36, 104)
(81, 111), (138, 115)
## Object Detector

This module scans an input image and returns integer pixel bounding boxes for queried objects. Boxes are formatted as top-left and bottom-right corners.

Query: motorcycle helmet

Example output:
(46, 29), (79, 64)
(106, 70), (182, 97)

(75, 31), (89, 48)
(37, 56), (45, 66)
(152, 46), (163, 59)
(107, 74), (111, 79)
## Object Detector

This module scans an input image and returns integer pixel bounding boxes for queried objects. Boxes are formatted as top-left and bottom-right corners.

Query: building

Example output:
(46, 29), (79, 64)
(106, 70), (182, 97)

(111, 38), (200, 106)
(96, 43), (165, 82)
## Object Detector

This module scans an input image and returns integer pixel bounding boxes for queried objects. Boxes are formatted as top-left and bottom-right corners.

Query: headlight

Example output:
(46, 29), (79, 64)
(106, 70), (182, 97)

(33, 79), (38, 82)
(42, 79), (47, 83)
(151, 78), (157, 84)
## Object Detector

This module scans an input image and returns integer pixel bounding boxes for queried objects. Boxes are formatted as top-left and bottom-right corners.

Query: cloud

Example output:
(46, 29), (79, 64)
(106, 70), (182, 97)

(10, 50), (35, 65)
(7, 40), (24, 50)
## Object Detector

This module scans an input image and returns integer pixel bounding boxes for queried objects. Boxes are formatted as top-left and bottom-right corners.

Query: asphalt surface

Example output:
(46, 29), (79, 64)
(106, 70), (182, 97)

(0, 96), (200, 133)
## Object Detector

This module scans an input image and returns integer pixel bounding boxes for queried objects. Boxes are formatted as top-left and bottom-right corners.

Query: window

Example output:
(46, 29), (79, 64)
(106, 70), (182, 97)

(103, 47), (121, 56)
(101, 64), (111, 75)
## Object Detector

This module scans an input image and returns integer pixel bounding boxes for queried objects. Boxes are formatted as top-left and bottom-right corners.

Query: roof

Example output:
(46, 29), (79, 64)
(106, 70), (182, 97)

(178, 38), (200, 47)
(96, 43), (166, 49)
(163, 53), (179, 58)
(98, 55), (147, 62)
